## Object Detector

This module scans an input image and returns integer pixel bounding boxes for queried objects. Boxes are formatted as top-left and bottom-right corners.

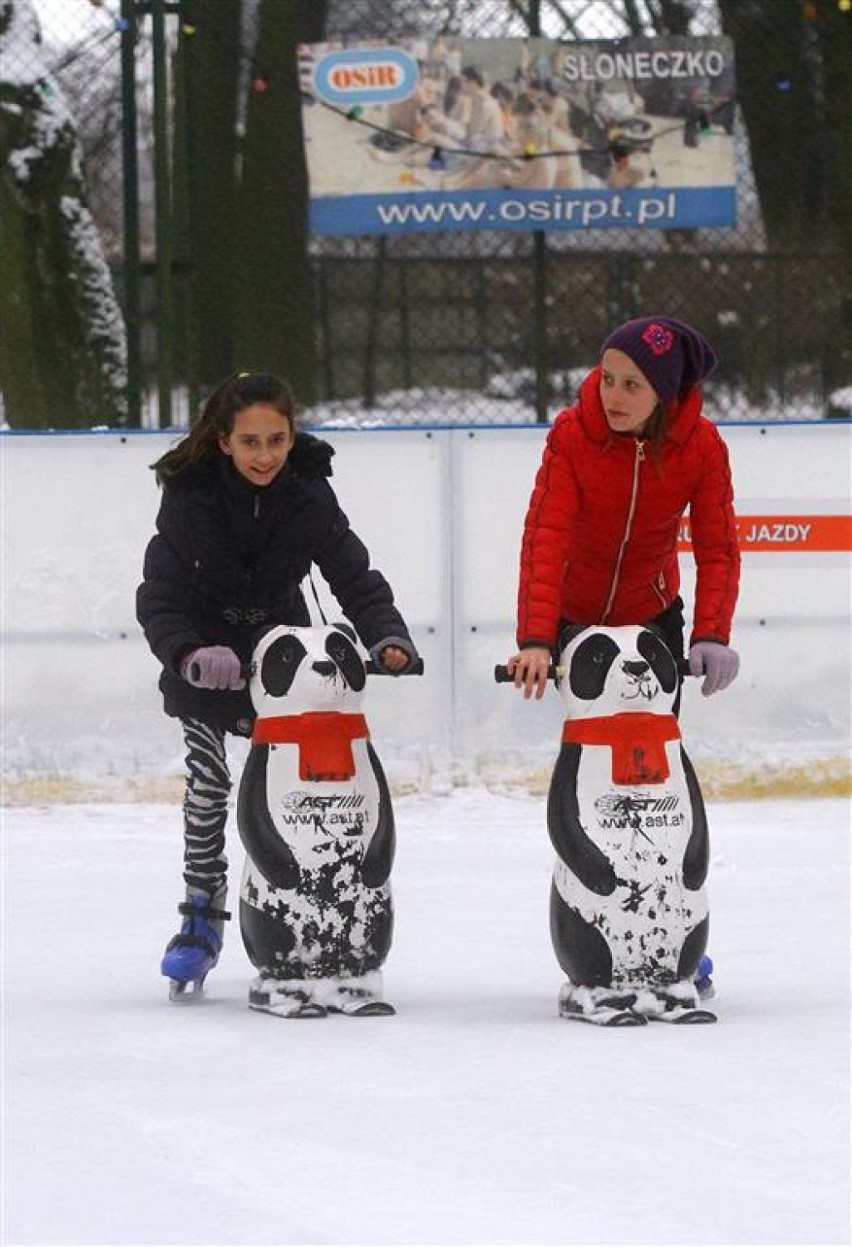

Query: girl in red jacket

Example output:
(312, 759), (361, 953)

(507, 316), (741, 700)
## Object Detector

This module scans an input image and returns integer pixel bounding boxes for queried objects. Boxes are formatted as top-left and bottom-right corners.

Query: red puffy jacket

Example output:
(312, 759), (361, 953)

(517, 368), (740, 649)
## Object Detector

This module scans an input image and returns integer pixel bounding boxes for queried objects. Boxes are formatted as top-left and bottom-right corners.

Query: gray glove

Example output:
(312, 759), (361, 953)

(688, 641), (740, 697)
(180, 646), (246, 691)
(369, 636), (420, 675)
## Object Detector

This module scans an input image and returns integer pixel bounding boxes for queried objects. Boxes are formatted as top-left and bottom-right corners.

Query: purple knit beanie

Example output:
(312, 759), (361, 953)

(601, 316), (718, 402)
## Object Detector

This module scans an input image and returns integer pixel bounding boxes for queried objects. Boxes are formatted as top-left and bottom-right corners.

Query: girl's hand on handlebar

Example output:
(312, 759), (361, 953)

(506, 646), (552, 700)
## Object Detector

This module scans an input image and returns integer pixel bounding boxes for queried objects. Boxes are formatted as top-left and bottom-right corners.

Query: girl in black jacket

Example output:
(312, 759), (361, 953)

(137, 372), (418, 989)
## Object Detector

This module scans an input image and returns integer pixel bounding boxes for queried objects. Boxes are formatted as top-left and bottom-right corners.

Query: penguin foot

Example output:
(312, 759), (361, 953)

(248, 977), (328, 1019)
(558, 982), (647, 1027)
(247, 971), (395, 1018)
(633, 982), (718, 1025)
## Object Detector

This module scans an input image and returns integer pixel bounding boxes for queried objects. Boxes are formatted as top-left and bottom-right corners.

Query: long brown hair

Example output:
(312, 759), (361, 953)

(151, 373), (297, 484)
(643, 400), (670, 456)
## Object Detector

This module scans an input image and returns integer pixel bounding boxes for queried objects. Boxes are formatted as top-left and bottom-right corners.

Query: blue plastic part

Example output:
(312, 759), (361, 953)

(161, 895), (223, 986)
(694, 953), (715, 999)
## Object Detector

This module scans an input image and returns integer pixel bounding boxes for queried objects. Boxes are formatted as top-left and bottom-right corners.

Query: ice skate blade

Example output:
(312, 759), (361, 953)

(168, 977), (206, 1002)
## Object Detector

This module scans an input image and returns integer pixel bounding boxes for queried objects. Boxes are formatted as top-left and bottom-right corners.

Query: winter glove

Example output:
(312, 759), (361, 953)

(369, 636), (420, 675)
(180, 646), (246, 691)
(688, 641), (740, 697)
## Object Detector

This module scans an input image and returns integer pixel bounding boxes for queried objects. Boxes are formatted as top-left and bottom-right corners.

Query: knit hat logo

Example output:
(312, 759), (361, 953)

(641, 323), (675, 357)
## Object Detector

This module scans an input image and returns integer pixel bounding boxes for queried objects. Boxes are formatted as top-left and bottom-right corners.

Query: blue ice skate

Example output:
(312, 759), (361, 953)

(161, 890), (231, 1001)
(694, 954), (715, 1001)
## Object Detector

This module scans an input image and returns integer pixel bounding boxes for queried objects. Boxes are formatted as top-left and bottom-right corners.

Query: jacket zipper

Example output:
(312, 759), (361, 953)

(601, 439), (644, 623)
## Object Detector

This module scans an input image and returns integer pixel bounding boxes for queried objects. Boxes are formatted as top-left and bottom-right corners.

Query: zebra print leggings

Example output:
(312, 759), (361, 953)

(180, 718), (232, 895)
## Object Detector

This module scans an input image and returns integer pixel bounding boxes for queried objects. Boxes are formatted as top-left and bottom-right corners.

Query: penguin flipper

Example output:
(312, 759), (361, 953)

(237, 745), (300, 892)
(361, 741), (396, 888)
(547, 744), (618, 896)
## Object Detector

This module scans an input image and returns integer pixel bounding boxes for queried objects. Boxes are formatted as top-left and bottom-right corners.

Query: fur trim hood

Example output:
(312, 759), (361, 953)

(288, 431), (334, 479)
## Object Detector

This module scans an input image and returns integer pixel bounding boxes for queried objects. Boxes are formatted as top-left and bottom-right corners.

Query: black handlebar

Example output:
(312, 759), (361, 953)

(494, 658), (693, 684)
(188, 657), (426, 682)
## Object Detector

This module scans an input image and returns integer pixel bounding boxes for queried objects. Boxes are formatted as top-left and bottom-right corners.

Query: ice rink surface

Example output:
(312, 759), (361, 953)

(3, 789), (849, 1246)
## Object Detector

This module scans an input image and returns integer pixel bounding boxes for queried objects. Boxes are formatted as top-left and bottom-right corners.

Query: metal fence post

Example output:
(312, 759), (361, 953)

(120, 0), (142, 426)
(151, 0), (173, 427)
(528, 0), (550, 425)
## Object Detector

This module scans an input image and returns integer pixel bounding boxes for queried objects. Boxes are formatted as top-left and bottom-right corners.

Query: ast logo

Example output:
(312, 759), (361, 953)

(313, 47), (419, 107)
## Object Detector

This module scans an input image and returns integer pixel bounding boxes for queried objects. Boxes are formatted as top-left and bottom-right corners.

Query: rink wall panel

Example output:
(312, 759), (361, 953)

(2, 423), (849, 798)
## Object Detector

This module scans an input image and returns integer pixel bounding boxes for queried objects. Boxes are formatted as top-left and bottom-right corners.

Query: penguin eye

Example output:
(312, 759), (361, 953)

(570, 633), (620, 701)
(261, 634), (307, 697)
(637, 629), (677, 693)
(325, 631), (366, 692)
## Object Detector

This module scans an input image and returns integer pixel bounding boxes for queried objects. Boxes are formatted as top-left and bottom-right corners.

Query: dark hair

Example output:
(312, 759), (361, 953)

(645, 403), (671, 476)
(444, 74), (463, 114)
(643, 401), (668, 449)
(603, 400), (669, 471)
(151, 372), (296, 484)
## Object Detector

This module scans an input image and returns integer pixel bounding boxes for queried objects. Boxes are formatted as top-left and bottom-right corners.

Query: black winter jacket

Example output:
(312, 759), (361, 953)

(136, 433), (413, 730)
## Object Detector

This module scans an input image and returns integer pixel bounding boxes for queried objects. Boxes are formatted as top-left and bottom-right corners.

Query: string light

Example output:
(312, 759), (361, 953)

(305, 91), (737, 169)
(774, 71), (792, 91)
(839, 0), (851, 11)
(251, 74), (270, 94)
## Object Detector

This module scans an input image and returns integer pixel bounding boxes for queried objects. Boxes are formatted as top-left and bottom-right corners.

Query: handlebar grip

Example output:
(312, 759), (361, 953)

(494, 664), (560, 683)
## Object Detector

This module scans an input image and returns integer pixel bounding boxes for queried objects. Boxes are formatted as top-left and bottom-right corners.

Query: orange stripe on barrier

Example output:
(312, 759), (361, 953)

(678, 515), (852, 553)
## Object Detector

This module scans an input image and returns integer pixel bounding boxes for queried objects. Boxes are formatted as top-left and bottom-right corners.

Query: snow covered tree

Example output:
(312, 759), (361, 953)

(0, 0), (127, 428)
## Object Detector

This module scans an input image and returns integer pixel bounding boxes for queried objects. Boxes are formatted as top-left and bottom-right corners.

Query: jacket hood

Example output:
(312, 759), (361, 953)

(289, 431), (335, 478)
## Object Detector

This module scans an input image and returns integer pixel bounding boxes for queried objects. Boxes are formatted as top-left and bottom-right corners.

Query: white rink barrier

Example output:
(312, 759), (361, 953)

(2, 422), (850, 798)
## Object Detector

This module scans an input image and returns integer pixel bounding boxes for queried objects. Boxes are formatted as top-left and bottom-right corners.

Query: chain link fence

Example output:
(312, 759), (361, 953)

(15, 0), (852, 426)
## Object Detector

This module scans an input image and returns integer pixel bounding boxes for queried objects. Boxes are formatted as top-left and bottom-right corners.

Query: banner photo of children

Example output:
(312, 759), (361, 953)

(298, 35), (737, 237)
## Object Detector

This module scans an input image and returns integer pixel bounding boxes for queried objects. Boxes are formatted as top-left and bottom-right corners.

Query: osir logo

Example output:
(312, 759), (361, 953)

(313, 47), (419, 106)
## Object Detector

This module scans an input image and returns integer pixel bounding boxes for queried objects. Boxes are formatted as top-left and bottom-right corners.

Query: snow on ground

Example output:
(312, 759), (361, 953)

(2, 789), (849, 1246)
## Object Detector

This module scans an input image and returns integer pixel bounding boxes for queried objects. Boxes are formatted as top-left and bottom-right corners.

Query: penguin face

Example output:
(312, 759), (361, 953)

(557, 625), (678, 719)
(249, 624), (367, 717)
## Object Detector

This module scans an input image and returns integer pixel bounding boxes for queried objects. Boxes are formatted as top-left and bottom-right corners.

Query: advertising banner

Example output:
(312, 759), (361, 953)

(299, 34), (737, 237)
